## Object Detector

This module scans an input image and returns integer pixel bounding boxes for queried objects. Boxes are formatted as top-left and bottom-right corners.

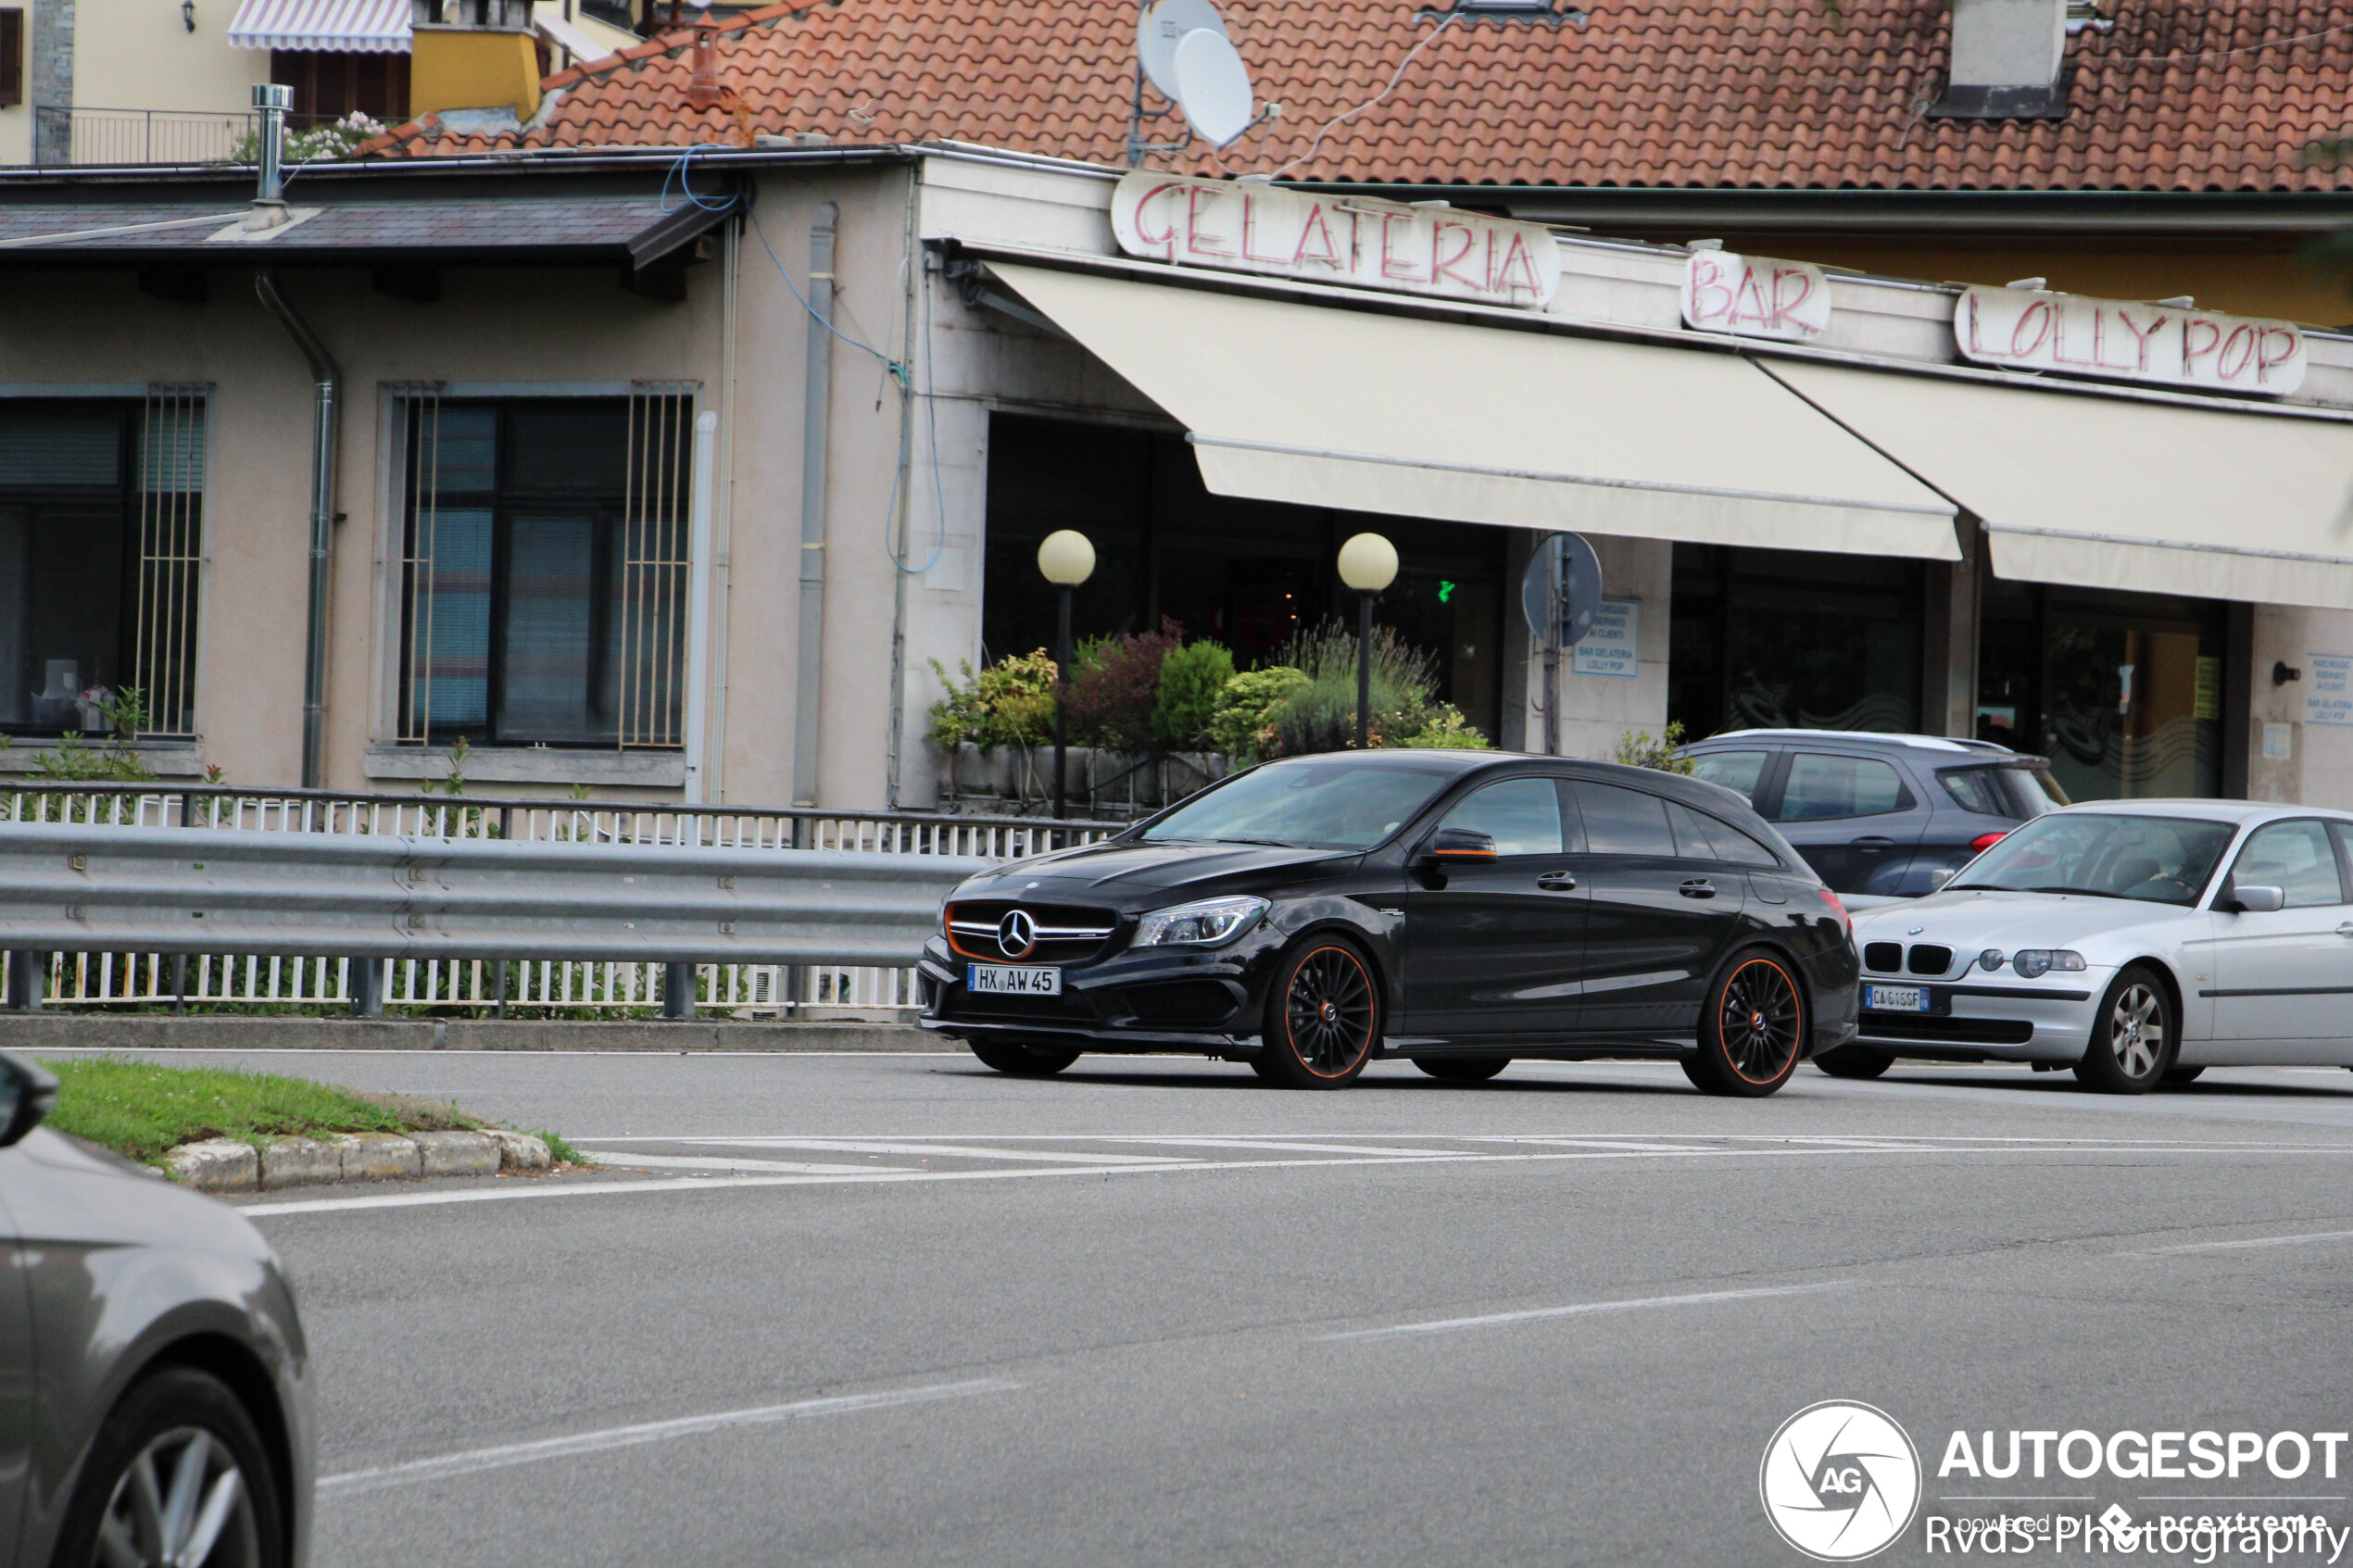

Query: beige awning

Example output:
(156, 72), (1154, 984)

(1768, 360), (2353, 611)
(988, 263), (1959, 558)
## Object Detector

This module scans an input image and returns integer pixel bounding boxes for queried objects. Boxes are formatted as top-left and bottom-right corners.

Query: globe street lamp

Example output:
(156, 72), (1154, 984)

(1038, 530), (1096, 821)
(1336, 533), (1398, 749)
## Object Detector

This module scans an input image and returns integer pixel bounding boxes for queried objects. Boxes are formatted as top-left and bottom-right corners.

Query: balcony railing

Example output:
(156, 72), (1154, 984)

(32, 107), (360, 169)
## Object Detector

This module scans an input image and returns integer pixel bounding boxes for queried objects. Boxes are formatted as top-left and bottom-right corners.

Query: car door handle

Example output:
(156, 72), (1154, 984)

(1851, 836), (1896, 852)
(1679, 878), (1716, 899)
(2338, 922), (2353, 939)
(1536, 872), (1578, 891)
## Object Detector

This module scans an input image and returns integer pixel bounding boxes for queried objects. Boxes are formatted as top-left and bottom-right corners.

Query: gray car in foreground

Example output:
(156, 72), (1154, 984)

(0, 1054), (312, 1568)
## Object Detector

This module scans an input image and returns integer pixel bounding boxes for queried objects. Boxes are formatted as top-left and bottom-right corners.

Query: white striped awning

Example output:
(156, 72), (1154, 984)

(227, 0), (409, 52)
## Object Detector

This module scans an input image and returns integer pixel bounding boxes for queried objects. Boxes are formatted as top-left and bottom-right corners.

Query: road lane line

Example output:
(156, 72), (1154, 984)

(658, 1138), (1202, 1165)
(2120, 1227), (2353, 1257)
(1315, 1281), (1856, 1342)
(318, 1378), (1022, 1499)
(1112, 1137), (1455, 1159)
(237, 1141), (2353, 1218)
(575, 1153), (894, 1175)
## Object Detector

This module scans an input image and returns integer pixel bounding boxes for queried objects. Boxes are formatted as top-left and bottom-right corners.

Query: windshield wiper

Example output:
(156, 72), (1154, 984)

(2015, 884), (2129, 899)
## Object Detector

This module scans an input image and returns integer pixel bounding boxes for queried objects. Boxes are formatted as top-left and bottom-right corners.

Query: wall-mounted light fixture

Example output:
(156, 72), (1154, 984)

(182, 0), (195, 30)
(2275, 660), (2304, 686)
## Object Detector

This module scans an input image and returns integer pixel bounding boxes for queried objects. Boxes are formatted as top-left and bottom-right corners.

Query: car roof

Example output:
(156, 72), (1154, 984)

(2052, 799), (2353, 826)
(1687, 730), (2019, 756)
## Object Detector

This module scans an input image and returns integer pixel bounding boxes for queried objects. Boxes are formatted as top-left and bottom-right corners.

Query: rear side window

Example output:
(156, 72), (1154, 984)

(2233, 820), (2345, 908)
(1573, 782), (1676, 857)
(1940, 765), (2068, 820)
(1688, 749), (1769, 803)
(1777, 754), (1910, 822)
(1437, 778), (1564, 857)
(1668, 801), (1780, 868)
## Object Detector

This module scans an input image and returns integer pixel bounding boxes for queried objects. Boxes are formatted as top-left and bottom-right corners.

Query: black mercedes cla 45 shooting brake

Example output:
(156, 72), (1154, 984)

(918, 750), (1861, 1096)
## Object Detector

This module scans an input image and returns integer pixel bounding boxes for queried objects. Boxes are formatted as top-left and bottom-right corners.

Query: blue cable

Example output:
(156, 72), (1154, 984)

(660, 143), (742, 216)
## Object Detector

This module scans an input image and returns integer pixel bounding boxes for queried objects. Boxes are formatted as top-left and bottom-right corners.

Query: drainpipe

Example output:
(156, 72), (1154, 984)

(681, 409), (719, 804)
(790, 202), (837, 807)
(256, 270), (338, 790)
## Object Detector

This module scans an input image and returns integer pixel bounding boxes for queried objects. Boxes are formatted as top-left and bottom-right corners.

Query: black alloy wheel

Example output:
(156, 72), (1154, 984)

(2072, 966), (2174, 1095)
(1258, 940), (1380, 1088)
(55, 1367), (285, 1568)
(970, 1039), (1083, 1076)
(1684, 949), (1806, 1098)
(1814, 1045), (1894, 1081)
(1414, 1056), (1510, 1084)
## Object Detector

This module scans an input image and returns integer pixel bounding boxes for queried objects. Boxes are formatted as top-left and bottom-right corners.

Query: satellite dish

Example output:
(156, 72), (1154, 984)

(1519, 533), (1604, 649)
(1138, 0), (1229, 101)
(1173, 28), (1254, 147)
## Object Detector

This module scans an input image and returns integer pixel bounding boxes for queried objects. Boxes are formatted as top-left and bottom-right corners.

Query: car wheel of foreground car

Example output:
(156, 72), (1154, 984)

(970, 1040), (1083, 1076)
(1414, 1055), (1510, 1083)
(1685, 949), (1806, 1098)
(2161, 1065), (2207, 1086)
(2072, 966), (2174, 1095)
(1814, 1045), (1894, 1080)
(56, 1365), (284, 1568)
(1257, 938), (1380, 1088)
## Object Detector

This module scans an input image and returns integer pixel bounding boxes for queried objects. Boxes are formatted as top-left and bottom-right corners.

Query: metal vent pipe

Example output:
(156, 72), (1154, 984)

(255, 271), (340, 789)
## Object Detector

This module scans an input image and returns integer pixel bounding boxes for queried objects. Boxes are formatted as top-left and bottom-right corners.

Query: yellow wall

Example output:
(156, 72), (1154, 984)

(1785, 242), (2353, 330)
(76, 0), (271, 116)
(410, 26), (539, 119)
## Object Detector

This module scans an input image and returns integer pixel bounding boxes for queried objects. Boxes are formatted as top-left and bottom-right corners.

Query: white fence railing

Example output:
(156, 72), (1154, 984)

(0, 785), (1119, 1018)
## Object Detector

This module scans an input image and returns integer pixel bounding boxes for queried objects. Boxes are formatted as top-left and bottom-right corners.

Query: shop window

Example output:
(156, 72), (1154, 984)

(981, 413), (1505, 739)
(1668, 545), (1922, 741)
(1977, 581), (2224, 801)
(0, 393), (204, 738)
(396, 387), (693, 749)
(270, 50), (411, 122)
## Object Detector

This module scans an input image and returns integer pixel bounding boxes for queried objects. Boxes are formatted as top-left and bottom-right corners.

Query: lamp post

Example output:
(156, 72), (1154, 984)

(1038, 530), (1096, 821)
(1336, 533), (1398, 749)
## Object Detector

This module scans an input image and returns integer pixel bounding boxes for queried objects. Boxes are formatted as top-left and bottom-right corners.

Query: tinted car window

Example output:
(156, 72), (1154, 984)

(2233, 820), (2345, 908)
(1439, 778), (1563, 857)
(1141, 758), (1457, 850)
(1574, 782), (1676, 857)
(1688, 750), (1769, 803)
(1669, 801), (1779, 867)
(1778, 754), (1909, 822)
(1950, 813), (2236, 906)
(1940, 764), (2068, 820)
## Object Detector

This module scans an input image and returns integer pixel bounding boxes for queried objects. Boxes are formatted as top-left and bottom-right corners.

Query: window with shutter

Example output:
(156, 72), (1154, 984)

(0, 12), (23, 110)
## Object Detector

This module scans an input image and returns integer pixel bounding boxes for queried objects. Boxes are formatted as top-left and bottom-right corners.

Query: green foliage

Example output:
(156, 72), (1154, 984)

(422, 734), (472, 796)
(1274, 621), (1442, 755)
(19, 688), (157, 784)
(1615, 721), (1698, 773)
(533, 1128), (585, 1166)
(226, 110), (386, 167)
(1206, 666), (1310, 760)
(1396, 703), (1492, 749)
(927, 650), (1059, 750)
(40, 1057), (484, 1167)
(1152, 638), (1238, 749)
(1067, 619), (1184, 752)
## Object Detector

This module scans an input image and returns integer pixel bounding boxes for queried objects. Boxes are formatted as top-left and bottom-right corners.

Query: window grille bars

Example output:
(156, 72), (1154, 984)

(132, 385), (206, 738)
(620, 382), (694, 749)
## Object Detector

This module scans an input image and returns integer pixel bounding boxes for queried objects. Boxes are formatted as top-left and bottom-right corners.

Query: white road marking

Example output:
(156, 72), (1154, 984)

(1316, 1281), (1856, 1342)
(234, 1137), (2353, 1219)
(629, 1137), (1203, 1166)
(1111, 1136), (1454, 1159)
(576, 1153), (889, 1175)
(2121, 1227), (2353, 1257)
(318, 1379), (1021, 1499)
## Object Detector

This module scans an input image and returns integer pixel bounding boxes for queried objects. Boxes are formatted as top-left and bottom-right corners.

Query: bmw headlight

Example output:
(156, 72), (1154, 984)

(2011, 949), (2086, 979)
(1133, 896), (1270, 948)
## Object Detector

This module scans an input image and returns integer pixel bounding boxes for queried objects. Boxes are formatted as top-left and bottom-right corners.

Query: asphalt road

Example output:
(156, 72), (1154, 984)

(63, 1047), (2353, 1566)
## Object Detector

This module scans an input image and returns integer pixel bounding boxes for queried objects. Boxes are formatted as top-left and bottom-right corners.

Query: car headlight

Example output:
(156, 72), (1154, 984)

(1133, 896), (1270, 948)
(1979, 948), (2006, 972)
(2011, 949), (2086, 979)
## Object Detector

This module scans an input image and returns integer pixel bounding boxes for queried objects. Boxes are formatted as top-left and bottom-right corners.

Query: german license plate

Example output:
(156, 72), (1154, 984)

(1864, 984), (1930, 1012)
(968, 964), (1061, 997)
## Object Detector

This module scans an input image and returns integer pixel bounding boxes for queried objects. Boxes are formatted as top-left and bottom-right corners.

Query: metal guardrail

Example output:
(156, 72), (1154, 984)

(0, 784), (1120, 1018)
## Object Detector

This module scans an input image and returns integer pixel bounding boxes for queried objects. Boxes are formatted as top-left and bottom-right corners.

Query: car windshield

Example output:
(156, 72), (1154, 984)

(1947, 812), (2236, 905)
(1139, 759), (1460, 851)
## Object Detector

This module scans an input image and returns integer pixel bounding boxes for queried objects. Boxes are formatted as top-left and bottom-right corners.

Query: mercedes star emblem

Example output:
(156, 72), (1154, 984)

(998, 909), (1039, 960)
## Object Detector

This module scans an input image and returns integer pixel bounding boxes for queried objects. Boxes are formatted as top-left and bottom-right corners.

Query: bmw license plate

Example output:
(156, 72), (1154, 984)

(968, 964), (1061, 997)
(1864, 984), (1931, 1013)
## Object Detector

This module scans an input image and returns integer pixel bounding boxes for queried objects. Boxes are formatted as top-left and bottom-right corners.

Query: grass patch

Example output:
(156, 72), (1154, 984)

(532, 1128), (585, 1166)
(40, 1057), (485, 1166)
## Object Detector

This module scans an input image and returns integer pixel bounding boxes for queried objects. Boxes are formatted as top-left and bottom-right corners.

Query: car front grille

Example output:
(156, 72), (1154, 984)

(1906, 945), (1956, 977)
(945, 901), (1119, 965)
(1863, 942), (1903, 972)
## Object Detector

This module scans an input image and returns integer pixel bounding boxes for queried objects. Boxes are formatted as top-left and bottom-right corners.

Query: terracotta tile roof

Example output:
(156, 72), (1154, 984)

(364, 0), (2353, 192)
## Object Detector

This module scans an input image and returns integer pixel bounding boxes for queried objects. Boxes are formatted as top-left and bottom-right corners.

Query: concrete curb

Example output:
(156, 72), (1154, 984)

(166, 1129), (551, 1194)
(0, 1014), (938, 1053)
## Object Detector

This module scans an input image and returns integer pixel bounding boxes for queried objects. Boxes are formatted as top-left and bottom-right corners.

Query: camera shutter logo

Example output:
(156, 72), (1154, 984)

(997, 909), (1040, 960)
(1759, 1400), (1920, 1562)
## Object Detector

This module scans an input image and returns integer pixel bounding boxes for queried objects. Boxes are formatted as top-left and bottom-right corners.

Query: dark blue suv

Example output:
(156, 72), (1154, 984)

(1677, 731), (2068, 898)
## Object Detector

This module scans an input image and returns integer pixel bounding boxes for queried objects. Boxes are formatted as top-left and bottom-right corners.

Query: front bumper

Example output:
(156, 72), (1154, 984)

(917, 930), (1283, 1056)
(1852, 972), (2106, 1062)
